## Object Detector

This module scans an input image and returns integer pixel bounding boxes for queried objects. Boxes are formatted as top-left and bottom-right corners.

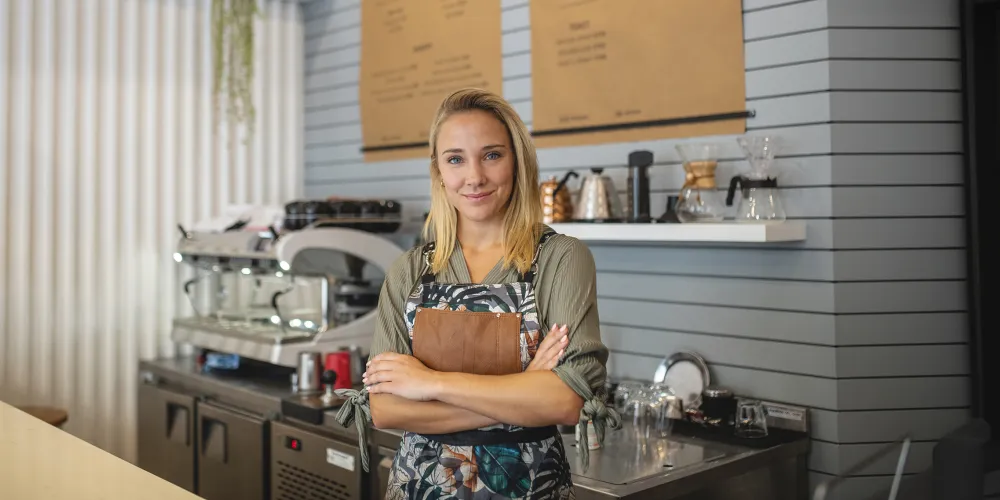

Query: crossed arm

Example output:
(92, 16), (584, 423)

(365, 240), (602, 434)
(367, 396), (498, 434)
(366, 324), (581, 433)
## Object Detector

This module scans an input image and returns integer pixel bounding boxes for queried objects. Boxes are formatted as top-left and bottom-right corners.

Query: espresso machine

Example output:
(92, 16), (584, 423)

(170, 200), (406, 368)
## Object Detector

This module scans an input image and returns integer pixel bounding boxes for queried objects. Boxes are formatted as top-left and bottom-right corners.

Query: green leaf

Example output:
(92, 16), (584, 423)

(475, 444), (531, 497)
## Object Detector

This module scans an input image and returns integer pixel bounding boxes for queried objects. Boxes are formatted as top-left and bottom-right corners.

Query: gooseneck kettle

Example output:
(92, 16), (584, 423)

(574, 167), (622, 221)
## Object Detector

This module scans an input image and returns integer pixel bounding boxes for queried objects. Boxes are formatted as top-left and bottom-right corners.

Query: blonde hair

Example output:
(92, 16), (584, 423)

(422, 88), (542, 276)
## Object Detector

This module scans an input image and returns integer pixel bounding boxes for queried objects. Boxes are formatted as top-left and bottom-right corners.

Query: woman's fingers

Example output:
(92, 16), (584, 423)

(528, 324), (569, 371)
(548, 325), (570, 367)
(363, 367), (395, 385)
(366, 351), (401, 367)
(363, 358), (399, 383)
(551, 325), (569, 350)
(537, 324), (563, 355)
(552, 350), (565, 369)
(367, 381), (394, 394)
(538, 349), (562, 370)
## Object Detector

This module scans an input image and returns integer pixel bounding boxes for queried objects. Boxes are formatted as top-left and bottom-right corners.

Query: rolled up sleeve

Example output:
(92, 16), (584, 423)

(333, 246), (422, 472)
(536, 235), (620, 469)
(537, 236), (610, 399)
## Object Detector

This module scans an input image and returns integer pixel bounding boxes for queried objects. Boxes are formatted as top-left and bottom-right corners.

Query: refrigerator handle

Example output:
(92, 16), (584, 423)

(200, 416), (228, 464)
(166, 403), (191, 447)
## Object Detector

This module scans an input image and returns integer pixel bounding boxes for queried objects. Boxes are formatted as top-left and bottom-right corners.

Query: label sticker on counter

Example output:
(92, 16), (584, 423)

(326, 448), (356, 471)
(766, 407), (804, 421)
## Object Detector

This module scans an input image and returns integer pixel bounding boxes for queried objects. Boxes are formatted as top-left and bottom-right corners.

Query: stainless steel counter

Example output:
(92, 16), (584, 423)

(566, 429), (807, 499)
(139, 356), (809, 500)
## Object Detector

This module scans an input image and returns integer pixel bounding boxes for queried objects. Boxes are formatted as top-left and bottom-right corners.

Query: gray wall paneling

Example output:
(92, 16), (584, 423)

(300, 0), (971, 498)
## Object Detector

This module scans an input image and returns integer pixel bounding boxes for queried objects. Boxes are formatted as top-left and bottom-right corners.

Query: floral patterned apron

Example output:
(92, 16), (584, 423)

(384, 229), (576, 500)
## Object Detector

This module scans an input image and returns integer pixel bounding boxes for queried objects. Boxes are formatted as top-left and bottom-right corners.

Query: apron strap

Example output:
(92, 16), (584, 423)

(519, 229), (557, 283)
(420, 228), (556, 284)
(419, 241), (437, 285)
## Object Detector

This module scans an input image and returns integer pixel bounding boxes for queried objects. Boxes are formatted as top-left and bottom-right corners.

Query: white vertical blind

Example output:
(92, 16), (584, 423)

(0, 0), (303, 462)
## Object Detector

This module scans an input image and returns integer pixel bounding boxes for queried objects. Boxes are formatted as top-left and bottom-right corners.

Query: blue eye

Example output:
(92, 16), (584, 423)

(485, 151), (501, 161)
(446, 156), (462, 165)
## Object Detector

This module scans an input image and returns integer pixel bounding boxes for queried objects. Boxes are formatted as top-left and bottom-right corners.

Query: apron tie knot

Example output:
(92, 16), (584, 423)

(334, 388), (373, 472)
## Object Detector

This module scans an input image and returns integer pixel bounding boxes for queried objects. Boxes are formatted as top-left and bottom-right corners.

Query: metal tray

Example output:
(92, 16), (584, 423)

(653, 351), (711, 409)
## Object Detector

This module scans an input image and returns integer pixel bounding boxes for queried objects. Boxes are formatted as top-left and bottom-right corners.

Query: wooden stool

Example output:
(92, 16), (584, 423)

(17, 406), (69, 428)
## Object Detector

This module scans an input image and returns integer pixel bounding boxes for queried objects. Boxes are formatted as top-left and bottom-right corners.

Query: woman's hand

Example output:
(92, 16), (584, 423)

(364, 352), (441, 401)
(527, 324), (569, 372)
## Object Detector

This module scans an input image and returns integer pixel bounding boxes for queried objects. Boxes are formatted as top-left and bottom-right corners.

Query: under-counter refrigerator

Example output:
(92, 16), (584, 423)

(137, 382), (269, 500)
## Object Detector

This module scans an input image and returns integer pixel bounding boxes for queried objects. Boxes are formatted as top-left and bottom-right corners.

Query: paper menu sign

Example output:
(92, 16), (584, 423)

(529, 0), (748, 148)
(359, 0), (503, 162)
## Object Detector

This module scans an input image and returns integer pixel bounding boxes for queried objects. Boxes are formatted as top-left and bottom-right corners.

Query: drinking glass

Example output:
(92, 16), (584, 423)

(624, 396), (653, 440)
(646, 383), (675, 437)
(734, 399), (768, 438)
(614, 381), (647, 414)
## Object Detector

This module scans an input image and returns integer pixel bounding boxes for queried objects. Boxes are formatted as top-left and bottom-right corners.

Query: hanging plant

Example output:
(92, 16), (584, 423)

(212, 0), (260, 137)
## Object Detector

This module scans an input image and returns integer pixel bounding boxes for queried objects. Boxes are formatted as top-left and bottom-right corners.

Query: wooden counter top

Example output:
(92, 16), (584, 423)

(0, 401), (203, 500)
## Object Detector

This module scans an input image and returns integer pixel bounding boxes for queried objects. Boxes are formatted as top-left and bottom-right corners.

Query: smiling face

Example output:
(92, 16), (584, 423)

(435, 109), (516, 227)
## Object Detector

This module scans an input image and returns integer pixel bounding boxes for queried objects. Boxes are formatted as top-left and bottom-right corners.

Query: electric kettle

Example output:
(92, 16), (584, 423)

(574, 168), (622, 221)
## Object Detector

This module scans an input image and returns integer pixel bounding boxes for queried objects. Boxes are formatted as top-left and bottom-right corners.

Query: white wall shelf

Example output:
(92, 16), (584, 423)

(549, 221), (806, 243)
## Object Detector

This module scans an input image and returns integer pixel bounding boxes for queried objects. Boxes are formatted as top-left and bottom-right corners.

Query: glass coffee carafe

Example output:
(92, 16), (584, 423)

(675, 143), (727, 223)
(727, 136), (786, 223)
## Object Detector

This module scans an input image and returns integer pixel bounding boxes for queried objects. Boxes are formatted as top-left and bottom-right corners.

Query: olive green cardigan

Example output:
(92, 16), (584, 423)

(335, 227), (620, 471)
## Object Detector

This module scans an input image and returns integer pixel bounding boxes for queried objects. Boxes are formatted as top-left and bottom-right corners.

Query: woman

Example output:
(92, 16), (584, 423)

(336, 88), (618, 499)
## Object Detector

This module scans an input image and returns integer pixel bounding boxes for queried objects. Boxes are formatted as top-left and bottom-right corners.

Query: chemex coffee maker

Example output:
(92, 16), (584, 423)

(171, 201), (406, 367)
(671, 135), (787, 224)
(726, 135), (786, 223)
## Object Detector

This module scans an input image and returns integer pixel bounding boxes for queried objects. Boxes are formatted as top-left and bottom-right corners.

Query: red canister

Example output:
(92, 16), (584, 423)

(325, 351), (353, 390)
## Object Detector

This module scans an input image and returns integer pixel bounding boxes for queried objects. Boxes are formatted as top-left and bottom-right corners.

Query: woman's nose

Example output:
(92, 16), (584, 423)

(466, 161), (486, 185)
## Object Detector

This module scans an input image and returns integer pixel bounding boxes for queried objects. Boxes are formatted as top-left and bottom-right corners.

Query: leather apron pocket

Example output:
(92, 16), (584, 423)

(412, 308), (522, 375)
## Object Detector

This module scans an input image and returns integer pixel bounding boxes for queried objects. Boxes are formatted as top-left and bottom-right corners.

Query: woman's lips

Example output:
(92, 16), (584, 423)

(464, 192), (493, 202)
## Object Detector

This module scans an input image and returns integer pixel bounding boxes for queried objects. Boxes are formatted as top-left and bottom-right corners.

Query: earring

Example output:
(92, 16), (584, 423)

(440, 181), (445, 187)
